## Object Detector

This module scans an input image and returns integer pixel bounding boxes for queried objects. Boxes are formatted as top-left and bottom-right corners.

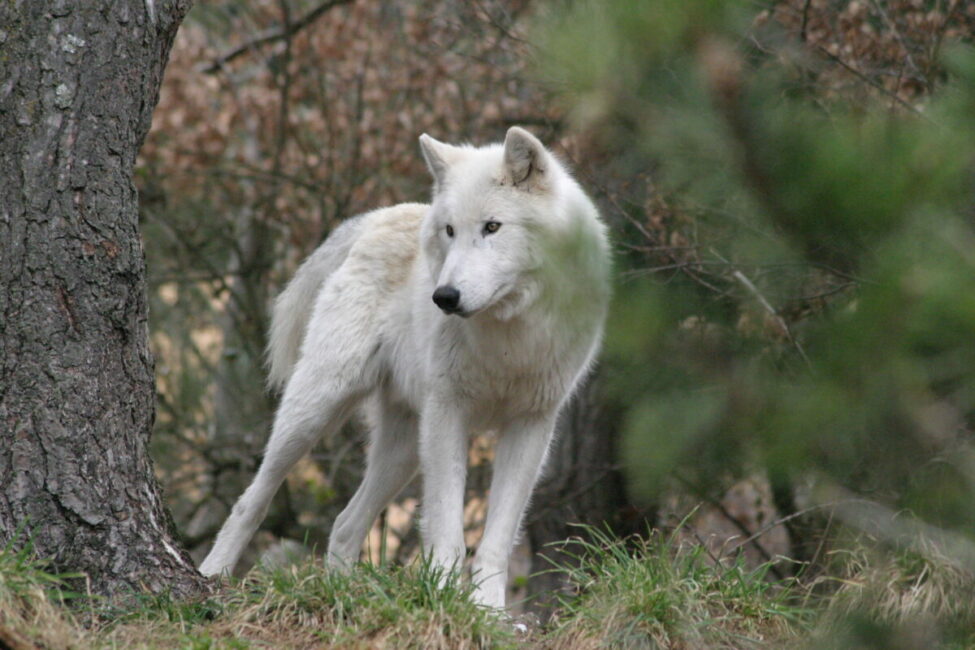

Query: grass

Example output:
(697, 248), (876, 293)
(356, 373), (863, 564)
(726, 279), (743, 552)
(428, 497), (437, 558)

(808, 536), (975, 649)
(99, 558), (521, 649)
(0, 539), (90, 649)
(0, 546), (520, 649)
(2, 526), (975, 648)
(542, 526), (811, 649)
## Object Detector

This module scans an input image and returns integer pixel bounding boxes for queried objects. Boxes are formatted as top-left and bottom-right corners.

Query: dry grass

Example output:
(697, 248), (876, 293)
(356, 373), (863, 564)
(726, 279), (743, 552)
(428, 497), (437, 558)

(541, 527), (808, 649)
(809, 534), (975, 648)
(0, 544), (91, 649)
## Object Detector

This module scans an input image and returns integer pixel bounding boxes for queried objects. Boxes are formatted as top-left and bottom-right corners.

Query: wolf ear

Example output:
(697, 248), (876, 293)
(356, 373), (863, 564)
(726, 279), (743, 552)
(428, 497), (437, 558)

(419, 134), (461, 191)
(503, 126), (547, 187)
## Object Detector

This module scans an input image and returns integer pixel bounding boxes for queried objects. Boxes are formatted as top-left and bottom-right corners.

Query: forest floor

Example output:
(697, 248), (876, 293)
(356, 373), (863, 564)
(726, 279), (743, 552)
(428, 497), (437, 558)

(1, 526), (972, 649)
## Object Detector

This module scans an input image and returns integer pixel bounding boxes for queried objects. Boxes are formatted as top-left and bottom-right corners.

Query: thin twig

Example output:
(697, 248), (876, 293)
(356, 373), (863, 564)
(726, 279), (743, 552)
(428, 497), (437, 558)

(689, 527), (727, 567)
(812, 43), (927, 118)
(808, 506), (834, 577)
(927, 0), (960, 87)
(708, 495), (786, 579)
(784, 281), (857, 304)
(200, 0), (355, 74)
(800, 0), (812, 43)
(870, 0), (922, 81)
(676, 476), (785, 579)
(709, 248), (814, 370)
(816, 482), (975, 575)
(472, 0), (527, 45)
(733, 268), (813, 369)
(523, 465), (619, 526)
(736, 499), (844, 551)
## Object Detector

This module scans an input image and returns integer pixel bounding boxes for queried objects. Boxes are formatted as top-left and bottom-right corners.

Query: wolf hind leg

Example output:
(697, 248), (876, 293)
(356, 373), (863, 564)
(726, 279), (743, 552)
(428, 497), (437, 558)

(327, 397), (420, 567)
(199, 358), (366, 577)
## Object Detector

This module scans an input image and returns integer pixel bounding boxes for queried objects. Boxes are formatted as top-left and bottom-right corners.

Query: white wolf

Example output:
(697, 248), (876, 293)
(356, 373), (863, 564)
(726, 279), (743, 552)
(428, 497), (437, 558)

(199, 127), (611, 609)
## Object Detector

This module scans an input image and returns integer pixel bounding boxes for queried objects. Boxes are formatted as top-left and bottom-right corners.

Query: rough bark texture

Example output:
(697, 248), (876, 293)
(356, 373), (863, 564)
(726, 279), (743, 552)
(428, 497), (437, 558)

(0, 0), (208, 598)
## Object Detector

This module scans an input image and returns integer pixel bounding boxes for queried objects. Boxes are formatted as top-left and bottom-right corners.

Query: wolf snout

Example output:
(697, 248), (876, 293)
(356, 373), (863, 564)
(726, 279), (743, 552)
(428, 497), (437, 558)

(432, 285), (462, 314)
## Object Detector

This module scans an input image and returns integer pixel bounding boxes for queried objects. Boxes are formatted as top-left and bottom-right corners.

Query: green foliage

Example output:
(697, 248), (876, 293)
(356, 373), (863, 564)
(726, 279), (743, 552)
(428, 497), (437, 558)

(538, 1), (975, 642)
(542, 0), (975, 514)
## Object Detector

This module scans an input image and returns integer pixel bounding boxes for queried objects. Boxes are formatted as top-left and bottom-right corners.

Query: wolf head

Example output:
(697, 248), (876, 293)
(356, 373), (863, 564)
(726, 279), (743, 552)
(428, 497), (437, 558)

(418, 127), (592, 321)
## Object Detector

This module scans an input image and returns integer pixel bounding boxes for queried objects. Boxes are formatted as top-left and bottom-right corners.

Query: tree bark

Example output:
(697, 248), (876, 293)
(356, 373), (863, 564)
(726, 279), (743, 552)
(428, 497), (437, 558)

(525, 374), (645, 618)
(0, 0), (208, 599)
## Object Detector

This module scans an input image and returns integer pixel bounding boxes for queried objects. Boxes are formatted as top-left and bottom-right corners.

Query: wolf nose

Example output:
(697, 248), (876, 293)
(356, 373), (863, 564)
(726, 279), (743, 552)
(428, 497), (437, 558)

(432, 286), (461, 313)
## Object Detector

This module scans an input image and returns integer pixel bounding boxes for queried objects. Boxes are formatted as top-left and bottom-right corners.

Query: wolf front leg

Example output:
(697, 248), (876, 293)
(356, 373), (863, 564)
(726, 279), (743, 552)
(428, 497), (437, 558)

(418, 396), (470, 578)
(472, 414), (557, 609)
(199, 361), (361, 577)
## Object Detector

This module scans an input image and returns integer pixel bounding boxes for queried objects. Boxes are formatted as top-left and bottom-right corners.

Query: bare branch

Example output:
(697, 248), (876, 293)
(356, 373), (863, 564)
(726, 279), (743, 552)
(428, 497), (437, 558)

(800, 0), (812, 43)
(736, 499), (842, 553)
(674, 475), (785, 579)
(869, 0), (922, 81)
(199, 0), (355, 74)
(709, 248), (814, 370)
(812, 43), (927, 118)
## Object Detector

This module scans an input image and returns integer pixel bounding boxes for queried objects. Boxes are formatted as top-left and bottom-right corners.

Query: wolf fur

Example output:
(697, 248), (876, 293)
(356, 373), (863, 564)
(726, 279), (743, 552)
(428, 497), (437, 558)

(199, 127), (611, 609)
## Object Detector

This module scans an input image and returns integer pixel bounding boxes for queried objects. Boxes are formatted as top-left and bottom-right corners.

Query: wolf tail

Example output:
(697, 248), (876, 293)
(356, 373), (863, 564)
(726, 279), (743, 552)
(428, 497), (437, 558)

(265, 216), (365, 392)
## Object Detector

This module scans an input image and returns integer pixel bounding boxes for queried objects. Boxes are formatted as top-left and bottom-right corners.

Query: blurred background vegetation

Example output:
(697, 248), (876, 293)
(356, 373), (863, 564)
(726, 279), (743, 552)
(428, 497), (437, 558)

(136, 0), (975, 644)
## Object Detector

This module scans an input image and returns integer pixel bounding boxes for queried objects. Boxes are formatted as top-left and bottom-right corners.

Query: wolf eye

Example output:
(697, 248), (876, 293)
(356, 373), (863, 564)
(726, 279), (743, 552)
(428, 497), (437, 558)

(483, 221), (501, 235)
(445, 224), (454, 238)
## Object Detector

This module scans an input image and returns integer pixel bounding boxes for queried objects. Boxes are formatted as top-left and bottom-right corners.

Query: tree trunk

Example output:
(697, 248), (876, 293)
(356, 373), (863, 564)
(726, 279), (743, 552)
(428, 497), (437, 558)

(525, 374), (645, 618)
(0, 0), (208, 599)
